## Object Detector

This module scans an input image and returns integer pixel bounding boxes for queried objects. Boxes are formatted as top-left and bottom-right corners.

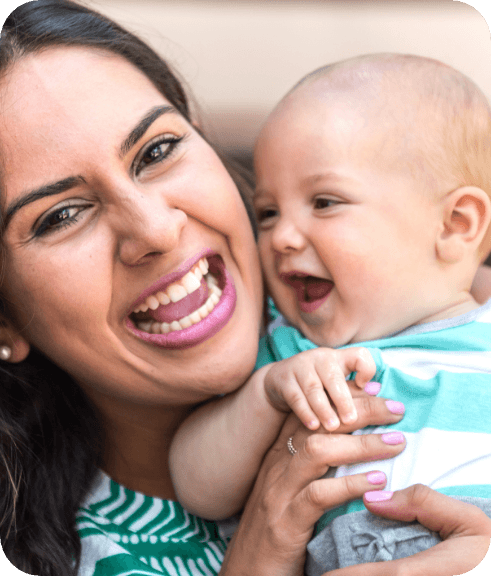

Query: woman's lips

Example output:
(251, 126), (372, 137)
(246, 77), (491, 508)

(280, 273), (334, 314)
(126, 254), (237, 349)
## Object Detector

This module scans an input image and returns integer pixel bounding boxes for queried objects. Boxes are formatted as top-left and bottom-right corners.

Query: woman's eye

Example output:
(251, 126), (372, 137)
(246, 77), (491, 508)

(34, 204), (89, 237)
(135, 135), (184, 176)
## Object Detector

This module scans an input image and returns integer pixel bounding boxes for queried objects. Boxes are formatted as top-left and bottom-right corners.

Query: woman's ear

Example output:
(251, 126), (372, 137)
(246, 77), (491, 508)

(0, 320), (30, 363)
(436, 186), (491, 264)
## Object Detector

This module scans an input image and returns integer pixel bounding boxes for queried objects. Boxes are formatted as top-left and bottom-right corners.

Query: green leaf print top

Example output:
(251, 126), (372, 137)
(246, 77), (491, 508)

(76, 472), (230, 576)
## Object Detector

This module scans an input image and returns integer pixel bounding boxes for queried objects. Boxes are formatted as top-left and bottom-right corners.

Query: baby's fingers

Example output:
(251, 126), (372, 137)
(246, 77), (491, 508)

(277, 372), (323, 430)
(294, 368), (340, 430)
(315, 357), (357, 427)
(339, 347), (377, 390)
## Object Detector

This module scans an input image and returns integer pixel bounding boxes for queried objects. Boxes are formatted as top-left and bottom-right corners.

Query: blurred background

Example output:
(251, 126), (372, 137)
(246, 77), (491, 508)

(83, 0), (491, 168)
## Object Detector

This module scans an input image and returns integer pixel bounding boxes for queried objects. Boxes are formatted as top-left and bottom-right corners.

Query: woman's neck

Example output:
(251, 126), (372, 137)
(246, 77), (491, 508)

(98, 400), (195, 500)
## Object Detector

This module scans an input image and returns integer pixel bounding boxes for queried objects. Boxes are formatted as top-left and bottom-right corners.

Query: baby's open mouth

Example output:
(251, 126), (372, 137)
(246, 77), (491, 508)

(281, 273), (333, 313)
(129, 256), (223, 334)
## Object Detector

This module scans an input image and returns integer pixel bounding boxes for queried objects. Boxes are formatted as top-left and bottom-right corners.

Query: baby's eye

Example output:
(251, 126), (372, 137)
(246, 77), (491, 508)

(256, 207), (278, 224)
(134, 134), (184, 176)
(313, 197), (337, 210)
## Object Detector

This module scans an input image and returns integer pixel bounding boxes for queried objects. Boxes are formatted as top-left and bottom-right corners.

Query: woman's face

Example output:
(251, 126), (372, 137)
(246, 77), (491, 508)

(0, 47), (262, 406)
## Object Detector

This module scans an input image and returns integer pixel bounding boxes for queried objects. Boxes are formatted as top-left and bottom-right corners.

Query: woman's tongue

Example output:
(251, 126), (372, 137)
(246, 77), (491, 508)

(147, 278), (208, 323)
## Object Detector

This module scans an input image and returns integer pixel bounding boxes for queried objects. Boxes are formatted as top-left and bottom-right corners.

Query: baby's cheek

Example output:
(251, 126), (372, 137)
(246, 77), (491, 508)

(257, 239), (273, 274)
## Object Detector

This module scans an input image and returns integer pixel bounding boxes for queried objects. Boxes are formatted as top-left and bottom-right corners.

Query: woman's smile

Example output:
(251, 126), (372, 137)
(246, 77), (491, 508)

(127, 251), (237, 348)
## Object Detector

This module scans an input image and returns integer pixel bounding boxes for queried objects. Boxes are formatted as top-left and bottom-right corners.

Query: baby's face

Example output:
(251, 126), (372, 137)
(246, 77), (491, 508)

(254, 94), (446, 347)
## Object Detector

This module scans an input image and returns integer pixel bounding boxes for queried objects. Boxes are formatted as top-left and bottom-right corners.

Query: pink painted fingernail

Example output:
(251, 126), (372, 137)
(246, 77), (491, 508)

(366, 471), (386, 485)
(381, 431), (405, 445)
(385, 400), (405, 415)
(365, 382), (381, 395)
(365, 490), (394, 503)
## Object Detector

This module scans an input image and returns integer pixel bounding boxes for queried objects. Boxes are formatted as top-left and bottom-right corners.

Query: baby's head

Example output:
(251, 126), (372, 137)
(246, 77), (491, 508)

(254, 53), (491, 347)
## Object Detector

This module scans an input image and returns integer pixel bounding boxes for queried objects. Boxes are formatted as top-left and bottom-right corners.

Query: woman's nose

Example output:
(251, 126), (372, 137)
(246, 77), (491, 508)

(114, 192), (188, 266)
(270, 217), (307, 254)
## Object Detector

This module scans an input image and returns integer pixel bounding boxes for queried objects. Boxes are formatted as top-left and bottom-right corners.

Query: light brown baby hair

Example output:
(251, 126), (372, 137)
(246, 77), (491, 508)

(284, 53), (491, 259)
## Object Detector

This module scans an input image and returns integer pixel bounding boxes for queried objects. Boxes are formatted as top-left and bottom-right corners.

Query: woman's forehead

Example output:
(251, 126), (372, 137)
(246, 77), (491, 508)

(1, 46), (166, 124)
(0, 47), (173, 197)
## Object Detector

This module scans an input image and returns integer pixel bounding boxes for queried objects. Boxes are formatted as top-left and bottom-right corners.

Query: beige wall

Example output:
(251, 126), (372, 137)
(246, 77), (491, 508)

(84, 0), (491, 155)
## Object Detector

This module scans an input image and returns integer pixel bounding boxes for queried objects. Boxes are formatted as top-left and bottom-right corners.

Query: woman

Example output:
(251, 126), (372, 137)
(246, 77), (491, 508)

(0, 2), (488, 575)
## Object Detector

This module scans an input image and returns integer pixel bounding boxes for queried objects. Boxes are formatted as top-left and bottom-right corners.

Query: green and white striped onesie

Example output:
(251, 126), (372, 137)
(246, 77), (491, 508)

(256, 300), (491, 573)
(76, 471), (230, 576)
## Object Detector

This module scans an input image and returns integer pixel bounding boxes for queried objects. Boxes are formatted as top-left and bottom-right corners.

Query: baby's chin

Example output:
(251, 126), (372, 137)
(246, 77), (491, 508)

(284, 313), (351, 349)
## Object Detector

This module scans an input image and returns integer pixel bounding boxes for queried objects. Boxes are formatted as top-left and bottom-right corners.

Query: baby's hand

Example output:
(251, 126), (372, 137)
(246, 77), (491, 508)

(264, 347), (376, 431)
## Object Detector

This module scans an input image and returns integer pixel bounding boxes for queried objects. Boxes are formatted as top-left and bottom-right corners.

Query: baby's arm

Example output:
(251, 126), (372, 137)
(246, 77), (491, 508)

(170, 363), (285, 519)
(170, 347), (375, 519)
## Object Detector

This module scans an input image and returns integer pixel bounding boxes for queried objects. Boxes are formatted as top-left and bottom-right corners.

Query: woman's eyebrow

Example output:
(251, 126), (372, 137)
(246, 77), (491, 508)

(119, 105), (177, 157)
(3, 176), (86, 230)
(3, 106), (179, 230)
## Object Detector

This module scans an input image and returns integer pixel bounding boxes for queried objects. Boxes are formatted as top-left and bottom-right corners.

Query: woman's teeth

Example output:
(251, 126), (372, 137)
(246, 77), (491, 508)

(132, 258), (224, 334)
(133, 258), (209, 313)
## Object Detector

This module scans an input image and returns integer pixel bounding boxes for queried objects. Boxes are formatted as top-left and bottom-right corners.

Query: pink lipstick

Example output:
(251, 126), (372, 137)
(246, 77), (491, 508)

(126, 251), (237, 349)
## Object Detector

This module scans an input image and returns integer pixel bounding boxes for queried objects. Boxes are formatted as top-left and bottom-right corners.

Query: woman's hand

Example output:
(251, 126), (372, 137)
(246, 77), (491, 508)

(221, 393), (407, 576)
(329, 484), (491, 576)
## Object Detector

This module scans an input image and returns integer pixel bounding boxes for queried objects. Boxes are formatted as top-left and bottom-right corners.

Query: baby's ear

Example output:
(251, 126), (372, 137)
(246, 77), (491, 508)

(436, 186), (491, 264)
(0, 318), (30, 363)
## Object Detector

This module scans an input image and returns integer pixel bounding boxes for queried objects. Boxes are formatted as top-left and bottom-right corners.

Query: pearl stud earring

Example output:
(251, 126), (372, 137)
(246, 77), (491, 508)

(0, 346), (12, 361)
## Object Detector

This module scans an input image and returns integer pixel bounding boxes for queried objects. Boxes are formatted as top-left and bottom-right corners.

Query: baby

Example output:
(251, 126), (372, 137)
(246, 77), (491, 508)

(170, 54), (491, 571)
